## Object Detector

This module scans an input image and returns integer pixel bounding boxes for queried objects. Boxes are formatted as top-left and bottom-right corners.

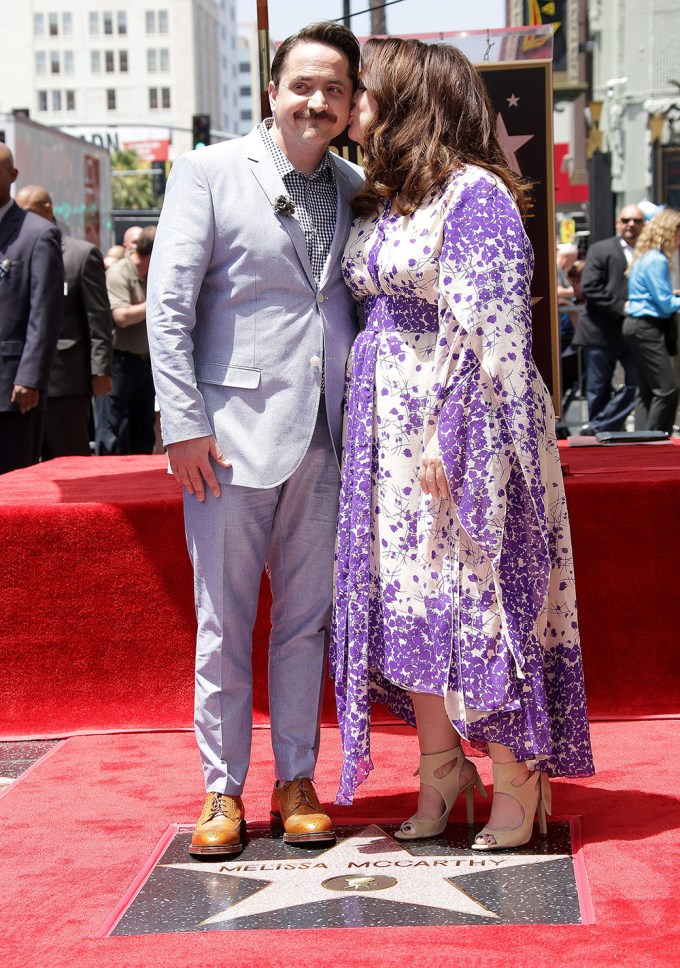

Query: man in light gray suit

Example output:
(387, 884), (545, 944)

(147, 21), (362, 857)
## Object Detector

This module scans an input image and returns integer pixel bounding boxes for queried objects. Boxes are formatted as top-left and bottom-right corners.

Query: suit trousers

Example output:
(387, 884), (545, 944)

(582, 343), (637, 432)
(623, 315), (680, 434)
(185, 400), (340, 794)
(0, 410), (44, 475)
(95, 351), (155, 455)
(42, 394), (92, 459)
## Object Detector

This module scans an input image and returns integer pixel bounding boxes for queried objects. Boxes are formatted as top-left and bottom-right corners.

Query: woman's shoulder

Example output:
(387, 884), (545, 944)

(442, 164), (516, 207)
(633, 248), (667, 273)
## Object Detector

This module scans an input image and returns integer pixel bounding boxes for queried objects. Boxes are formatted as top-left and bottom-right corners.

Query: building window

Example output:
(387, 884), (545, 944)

(146, 11), (155, 33)
(239, 61), (249, 73)
(239, 86), (251, 97)
(49, 13), (59, 36)
(64, 51), (74, 75)
(119, 50), (128, 72)
(105, 51), (115, 73)
(62, 12), (72, 35)
(107, 89), (116, 111)
(91, 50), (101, 73)
(89, 12), (99, 34)
(149, 87), (158, 109)
(35, 52), (47, 75)
(117, 11), (127, 35)
(52, 90), (62, 111)
(66, 90), (76, 111)
(38, 90), (48, 112)
(161, 87), (171, 108)
(160, 48), (169, 71)
(34, 13), (44, 36)
(147, 49), (156, 71)
(240, 109), (252, 121)
(51, 51), (60, 74)
(103, 11), (113, 35)
(158, 10), (168, 33)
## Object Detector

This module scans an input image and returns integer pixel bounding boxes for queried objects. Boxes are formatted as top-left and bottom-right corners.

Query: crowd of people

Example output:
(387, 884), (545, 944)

(560, 204), (680, 436)
(3, 18), (678, 860)
(0, 153), (158, 475)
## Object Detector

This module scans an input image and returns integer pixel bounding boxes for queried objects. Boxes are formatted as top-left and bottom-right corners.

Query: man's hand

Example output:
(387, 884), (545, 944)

(11, 385), (39, 414)
(418, 436), (449, 501)
(91, 374), (113, 397)
(167, 435), (231, 501)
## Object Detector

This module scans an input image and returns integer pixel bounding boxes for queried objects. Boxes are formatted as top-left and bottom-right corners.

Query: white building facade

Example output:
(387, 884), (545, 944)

(0, 0), (241, 160)
(588, 0), (680, 208)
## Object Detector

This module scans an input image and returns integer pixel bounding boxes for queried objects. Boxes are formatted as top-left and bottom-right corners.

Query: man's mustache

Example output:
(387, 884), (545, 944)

(295, 109), (337, 122)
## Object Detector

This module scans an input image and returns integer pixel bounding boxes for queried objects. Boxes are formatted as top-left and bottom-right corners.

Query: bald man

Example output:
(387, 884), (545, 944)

(15, 185), (113, 459)
(122, 226), (142, 252)
(0, 147), (64, 474)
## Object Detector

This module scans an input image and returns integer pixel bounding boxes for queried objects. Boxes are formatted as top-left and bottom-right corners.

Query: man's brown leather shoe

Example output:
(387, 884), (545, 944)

(189, 793), (245, 856)
(270, 778), (336, 844)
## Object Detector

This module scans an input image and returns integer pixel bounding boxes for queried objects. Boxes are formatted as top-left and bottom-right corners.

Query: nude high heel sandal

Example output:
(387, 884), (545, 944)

(471, 760), (552, 851)
(394, 747), (488, 841)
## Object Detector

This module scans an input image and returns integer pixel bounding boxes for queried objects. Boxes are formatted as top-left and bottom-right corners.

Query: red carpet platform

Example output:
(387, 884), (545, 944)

(2, 445), (680, 737)
(0, 722), (679, 967)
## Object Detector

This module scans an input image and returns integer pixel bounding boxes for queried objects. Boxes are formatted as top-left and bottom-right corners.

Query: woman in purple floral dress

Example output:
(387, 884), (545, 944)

(330, 38), (594, 850)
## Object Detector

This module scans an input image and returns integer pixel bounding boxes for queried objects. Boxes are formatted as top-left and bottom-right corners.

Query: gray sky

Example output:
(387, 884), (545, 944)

(236, 0), (507, 41)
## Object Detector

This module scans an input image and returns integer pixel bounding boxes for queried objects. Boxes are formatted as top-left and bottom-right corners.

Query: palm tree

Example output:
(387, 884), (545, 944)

(111, 148), (157, 210)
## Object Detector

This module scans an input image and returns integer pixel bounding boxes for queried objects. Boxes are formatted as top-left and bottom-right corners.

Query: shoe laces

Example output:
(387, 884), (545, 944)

(284, 779), (315, 812)
(207, 793), (239, 821)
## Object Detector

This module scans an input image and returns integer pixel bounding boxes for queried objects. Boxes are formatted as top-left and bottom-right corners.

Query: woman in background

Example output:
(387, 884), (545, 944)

(331, 38), (594, 851)
(623, 208), (680, 433)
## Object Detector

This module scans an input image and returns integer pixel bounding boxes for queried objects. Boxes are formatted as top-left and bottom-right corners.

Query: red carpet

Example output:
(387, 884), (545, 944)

(0, 721), (679, 966)
(2, 446), (680, 737)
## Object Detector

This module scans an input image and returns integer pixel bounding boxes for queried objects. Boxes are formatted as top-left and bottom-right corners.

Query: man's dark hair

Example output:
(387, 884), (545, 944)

(270, 21), (360, 88)
(135, 225), (156, 257)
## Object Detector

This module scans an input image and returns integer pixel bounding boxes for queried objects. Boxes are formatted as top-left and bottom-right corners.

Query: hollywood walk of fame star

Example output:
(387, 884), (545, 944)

(162, 825), (567, 927)
(507, 93), (520, 108)
(495, 114), (534, 175)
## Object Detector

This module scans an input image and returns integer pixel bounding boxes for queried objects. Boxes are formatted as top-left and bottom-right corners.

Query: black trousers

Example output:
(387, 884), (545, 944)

(94, 351), (155, 455)
(0, 409), (44, 475)
(42, 393), (92, 460)
(622, 315), (679, 433)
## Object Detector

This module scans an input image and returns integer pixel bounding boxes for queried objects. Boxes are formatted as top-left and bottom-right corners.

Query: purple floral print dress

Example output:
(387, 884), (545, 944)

(330, 166), (594, 805)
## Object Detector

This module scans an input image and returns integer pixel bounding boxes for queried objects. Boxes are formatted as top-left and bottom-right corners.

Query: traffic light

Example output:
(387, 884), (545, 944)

(152, 163), (167, 197)
(192, 114), (211, 149)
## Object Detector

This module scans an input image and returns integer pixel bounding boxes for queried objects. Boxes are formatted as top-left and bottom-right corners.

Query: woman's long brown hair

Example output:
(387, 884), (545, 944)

(352, 37), (532, 218)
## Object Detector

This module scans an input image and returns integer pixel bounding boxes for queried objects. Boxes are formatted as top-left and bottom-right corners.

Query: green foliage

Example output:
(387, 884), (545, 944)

(111, 148), (160, 210)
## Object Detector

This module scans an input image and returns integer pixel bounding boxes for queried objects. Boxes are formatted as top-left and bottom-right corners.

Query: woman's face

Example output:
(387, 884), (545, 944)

(347, 83), (377, 146)
(675, 227), (680, 251)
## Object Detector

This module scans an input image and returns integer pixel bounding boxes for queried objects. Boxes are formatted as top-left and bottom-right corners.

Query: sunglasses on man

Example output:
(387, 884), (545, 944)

(619, 217), (644, 225)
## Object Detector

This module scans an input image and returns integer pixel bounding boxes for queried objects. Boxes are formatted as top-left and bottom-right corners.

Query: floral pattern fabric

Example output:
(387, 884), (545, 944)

(330, 166), (594, 805)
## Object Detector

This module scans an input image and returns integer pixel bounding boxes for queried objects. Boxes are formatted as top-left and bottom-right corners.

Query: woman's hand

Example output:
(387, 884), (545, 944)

(418, 437), (449, 500)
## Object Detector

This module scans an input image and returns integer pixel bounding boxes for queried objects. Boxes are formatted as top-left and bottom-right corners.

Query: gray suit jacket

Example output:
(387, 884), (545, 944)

(48, 236), (113, 397)
(0, 202), (64, 411)
(147, 128), (364, 488)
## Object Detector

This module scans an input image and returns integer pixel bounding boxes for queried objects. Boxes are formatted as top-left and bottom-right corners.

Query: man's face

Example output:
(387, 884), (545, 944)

(269, 42), (353, 161)
(616, 206), (645, 244)
(0, 157), (18, 207)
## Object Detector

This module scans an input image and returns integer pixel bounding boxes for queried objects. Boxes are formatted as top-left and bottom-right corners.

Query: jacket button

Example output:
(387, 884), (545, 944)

(309, 356), (322, 367)
(317, 292), (325, 303)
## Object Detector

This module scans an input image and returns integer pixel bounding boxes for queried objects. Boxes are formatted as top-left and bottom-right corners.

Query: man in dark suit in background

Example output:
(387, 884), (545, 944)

(572, 205), (645, 434)
(0, 145), (64, 474)
(15, 185), (113, 459)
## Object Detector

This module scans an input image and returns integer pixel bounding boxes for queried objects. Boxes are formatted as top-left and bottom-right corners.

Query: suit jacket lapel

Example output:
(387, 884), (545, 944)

(0, 202), (21, 250)
(247, 132), (317, 291)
